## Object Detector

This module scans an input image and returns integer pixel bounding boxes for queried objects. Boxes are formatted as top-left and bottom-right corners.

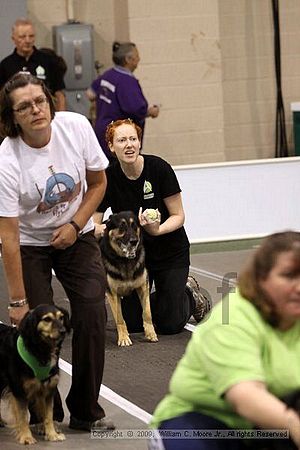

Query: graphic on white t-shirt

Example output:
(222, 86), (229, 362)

(36, 165), (81, 216)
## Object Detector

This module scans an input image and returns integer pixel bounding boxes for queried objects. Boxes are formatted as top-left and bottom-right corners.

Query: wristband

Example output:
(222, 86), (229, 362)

(70, 220), (81, 236)
(8, 298), (28, 308)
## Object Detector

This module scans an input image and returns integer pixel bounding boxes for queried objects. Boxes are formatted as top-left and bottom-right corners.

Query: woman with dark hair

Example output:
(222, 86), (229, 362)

(86, 41), (159, 160)
(149, 231), (300, 450)
(0, 71), (56, 137)
(0, 72), (114, 432)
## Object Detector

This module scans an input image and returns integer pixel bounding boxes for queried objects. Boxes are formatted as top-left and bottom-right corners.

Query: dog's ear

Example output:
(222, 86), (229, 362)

(18, 310), (38, 341)
(57, 307), (71, 333)
(105, 215), (114, 230)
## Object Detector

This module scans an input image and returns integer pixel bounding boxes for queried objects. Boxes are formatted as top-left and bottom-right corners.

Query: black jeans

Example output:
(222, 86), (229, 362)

(122, 266), (193, 334)
(21, 231), (107, 422)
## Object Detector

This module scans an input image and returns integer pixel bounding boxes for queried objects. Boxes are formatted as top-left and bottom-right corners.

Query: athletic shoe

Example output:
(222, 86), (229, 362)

(186, 275), (212, 322)
(69, 416), (115, 432)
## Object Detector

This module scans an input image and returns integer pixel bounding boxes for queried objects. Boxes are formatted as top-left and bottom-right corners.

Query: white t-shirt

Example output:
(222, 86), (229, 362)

(0, 111), (109, 245)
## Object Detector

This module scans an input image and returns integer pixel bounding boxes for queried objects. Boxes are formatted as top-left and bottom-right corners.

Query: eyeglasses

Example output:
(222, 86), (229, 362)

(12, 95), (49, 116)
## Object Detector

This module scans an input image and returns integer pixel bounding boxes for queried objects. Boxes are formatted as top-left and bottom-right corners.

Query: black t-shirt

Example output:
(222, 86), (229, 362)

(98, 155), (190, 270)
(0, 47), (65, 94)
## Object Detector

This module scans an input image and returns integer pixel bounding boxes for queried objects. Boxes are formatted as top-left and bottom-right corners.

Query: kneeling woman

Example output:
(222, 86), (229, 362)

(150, 231), (300, 449)
(94, 119), (210, 335)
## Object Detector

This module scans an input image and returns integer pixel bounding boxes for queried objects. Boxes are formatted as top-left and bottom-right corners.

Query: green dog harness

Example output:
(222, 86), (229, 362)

(17, 336), (53, 381)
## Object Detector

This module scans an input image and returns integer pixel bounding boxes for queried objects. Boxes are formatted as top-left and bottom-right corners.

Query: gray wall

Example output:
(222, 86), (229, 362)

(0, 0), (27, 59)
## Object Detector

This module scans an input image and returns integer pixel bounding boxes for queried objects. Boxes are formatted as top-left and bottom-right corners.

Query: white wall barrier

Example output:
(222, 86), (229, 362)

(174, 157), (300, 243)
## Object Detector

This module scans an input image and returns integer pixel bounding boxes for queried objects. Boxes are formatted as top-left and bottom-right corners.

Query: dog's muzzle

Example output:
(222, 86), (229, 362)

(120, 241), (139, 259)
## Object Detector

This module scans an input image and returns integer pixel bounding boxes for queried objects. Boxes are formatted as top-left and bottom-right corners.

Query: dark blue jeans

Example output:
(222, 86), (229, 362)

(153, 412), (249, 450)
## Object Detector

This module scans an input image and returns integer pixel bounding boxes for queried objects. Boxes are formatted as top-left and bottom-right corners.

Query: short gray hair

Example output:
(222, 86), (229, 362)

(12, 18), (34, 34)
(112, 41), (136, 66)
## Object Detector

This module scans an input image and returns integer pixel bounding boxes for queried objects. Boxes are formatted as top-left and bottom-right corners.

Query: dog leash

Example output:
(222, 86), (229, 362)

(16, 336), (54, 381)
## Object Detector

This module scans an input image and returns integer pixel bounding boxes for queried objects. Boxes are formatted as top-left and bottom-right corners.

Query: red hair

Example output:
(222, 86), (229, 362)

(105, 119), (142, 146)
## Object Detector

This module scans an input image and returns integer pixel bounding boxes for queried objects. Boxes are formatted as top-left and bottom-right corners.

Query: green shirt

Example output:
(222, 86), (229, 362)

(151, 290), (300, 429)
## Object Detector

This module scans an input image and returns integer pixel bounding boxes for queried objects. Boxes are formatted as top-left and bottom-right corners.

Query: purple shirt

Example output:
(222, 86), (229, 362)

(91, 66), (148, 158)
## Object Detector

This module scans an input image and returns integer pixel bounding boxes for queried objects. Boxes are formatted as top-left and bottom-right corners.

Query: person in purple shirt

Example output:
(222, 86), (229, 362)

(86, 41), (159, 160)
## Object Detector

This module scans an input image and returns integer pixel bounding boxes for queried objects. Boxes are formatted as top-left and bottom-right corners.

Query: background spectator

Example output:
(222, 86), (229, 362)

(0, 18), (66, 111)
(39, 47), (67, 80)
(86, 41), (159, 161)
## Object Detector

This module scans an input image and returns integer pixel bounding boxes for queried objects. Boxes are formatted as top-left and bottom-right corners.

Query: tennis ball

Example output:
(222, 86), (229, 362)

(145, 208), (158, 221)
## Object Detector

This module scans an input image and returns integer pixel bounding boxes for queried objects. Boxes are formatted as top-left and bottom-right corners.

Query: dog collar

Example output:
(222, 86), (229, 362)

(17, 336), (53, 381)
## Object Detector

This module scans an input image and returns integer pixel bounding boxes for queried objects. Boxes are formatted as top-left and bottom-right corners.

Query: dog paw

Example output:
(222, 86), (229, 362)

(45, 431), (66, 441)
(144, 324), (158, 342)
(118, 335), (132, 346)
(18, 433), (37, 445)
(146, 332), (158, 342)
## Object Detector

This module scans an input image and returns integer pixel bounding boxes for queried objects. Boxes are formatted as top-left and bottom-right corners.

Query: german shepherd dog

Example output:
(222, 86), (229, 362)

(0, 304), (70, 444)
(100, 211), (158, 346)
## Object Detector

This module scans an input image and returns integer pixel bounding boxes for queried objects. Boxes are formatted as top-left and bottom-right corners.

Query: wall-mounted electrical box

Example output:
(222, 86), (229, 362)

(53, 22), (95, 116)
(53, 22), (95, 89)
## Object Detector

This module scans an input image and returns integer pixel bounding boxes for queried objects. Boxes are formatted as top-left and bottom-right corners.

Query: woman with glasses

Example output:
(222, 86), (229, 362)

(0, 72), (114, 432)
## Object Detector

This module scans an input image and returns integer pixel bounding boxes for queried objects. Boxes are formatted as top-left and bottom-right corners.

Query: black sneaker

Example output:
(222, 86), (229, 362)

(186, 275), (212, 323)
(69, 416), (115, 432)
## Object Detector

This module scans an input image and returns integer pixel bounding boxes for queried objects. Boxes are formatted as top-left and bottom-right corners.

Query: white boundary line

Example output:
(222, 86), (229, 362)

(189, 265), (236, 286)
(3, 266), (227, 425)
(184, 323), (195, 332)
(0, 319), (153, 424)
(58, 358), (152, 424)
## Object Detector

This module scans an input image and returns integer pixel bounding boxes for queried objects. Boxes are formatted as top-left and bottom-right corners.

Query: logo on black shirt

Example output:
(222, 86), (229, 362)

(36, 65), (46, 80)
(143, 180), (154, 199)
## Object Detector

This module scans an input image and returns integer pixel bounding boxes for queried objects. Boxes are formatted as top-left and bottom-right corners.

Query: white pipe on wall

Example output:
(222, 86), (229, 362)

(66, 0), (75, 22)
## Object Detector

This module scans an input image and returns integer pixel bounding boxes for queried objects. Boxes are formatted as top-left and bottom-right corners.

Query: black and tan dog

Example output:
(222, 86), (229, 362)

(100, 211), (158, 346)
(0, 304), (70, 444)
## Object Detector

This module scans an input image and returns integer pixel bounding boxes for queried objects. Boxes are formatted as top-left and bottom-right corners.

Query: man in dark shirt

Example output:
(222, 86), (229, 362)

(0, 18), (66, 111)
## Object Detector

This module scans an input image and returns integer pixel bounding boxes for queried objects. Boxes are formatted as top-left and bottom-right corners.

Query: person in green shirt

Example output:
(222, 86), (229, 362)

(150, 231), (300, 450)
